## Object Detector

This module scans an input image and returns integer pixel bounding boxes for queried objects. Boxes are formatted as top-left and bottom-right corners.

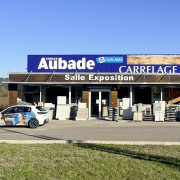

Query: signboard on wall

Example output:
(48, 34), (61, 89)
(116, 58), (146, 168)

(27, 55), (180, 74)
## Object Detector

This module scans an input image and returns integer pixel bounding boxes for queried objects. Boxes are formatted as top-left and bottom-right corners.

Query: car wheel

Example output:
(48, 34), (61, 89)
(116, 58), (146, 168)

(28, 118), (39, 129)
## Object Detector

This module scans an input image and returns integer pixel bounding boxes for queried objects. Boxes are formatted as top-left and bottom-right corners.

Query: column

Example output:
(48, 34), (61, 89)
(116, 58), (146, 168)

(161, 86), (163, 102)
(41, 86), (46, 103)
(89, 91), (91, 119)
(111, 91), (117, 107)
(69, 85), (71, 105)
(82, 90), (89, 108)
(8, 84), (17, 106)
(82, 90), (89, 118)
(130, 85), (133, 107)
(40, 85), (42, 102)
(130, 86), (133, 119)
(99, 91), (102, 119)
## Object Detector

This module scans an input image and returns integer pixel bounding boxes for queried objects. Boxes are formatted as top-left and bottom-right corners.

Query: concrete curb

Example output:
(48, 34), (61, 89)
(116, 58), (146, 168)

(1, 140), (180, 145)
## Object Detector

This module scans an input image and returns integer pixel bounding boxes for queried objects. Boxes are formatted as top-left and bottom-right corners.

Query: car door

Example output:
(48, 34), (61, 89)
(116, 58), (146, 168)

(12, 106), (29, 126)
(2, 107), (19, 126)
(18, 106), (31, 126)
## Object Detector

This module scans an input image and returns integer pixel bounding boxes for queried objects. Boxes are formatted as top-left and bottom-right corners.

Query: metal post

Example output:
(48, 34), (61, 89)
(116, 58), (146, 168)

(161, 86), (163, 102)
(69, 85), (71, 105)
(89, 91), (91, 119)
(130, 86), (132, 107)
(129, 86), (133, 119)
(40, 85), (42, 102)
(99, 91), (102, 119)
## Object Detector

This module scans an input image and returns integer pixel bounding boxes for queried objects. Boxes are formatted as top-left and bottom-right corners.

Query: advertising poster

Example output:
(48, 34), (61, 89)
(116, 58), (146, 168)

(0, 112), (36, 126)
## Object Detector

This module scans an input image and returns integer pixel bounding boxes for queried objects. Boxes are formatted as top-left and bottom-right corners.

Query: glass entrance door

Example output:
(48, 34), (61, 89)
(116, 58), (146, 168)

(101, 92), (109, 117)
(91, 92), (99, 117)
(90, 91), (110, 118)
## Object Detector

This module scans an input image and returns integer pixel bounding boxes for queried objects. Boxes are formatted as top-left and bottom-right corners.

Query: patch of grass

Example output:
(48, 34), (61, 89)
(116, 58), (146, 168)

(0, 144), (180, 179)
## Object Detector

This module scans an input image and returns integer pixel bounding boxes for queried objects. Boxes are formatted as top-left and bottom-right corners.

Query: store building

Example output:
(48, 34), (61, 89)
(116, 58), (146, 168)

(5, 55), (180, 120)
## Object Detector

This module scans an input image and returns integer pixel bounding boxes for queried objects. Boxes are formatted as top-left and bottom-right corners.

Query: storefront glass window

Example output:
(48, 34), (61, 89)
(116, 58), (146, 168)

(23, 85), (40, 104)
(164, 87), (180, 105)
(71, 85), (83, 103)
(133, 86), (151, 104)
(152, 86), (161, 103)
(46, 85), (69, 104)
(117, 86), (130, 99)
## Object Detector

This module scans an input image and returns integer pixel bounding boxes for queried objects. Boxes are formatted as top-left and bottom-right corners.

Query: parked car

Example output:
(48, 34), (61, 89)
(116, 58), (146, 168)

(0, 105), (49, 128)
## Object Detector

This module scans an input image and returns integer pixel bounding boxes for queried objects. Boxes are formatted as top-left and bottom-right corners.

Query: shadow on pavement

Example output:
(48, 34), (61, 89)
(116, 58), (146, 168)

(0, 128), (62, 140)
(0, 127), (84, 143)
(77, 143), (180, 169)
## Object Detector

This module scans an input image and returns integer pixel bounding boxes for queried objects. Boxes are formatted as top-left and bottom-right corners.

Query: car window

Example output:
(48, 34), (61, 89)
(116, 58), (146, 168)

(3, 108), (11, 114)
(23, 107), (31, 112)
(36, 106), (45, 111)
(9, 107), (19, 113)
(19, 107), (24, 112)
(3, 106), (32, 114)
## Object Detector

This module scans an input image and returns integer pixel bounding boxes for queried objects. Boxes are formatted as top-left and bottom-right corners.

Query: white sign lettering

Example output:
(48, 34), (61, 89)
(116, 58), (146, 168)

(38, 58), (95, 70)
(65, 74), (134, 82)
(119, 65), (178, 74)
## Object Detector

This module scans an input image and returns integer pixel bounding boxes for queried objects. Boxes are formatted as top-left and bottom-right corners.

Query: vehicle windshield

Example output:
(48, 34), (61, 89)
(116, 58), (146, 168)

(36, 106), (46, 111)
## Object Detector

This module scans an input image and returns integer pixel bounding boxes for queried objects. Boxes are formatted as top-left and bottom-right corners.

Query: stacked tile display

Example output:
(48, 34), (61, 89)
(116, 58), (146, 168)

(56, 96), (71, 120)
(76, 103), (88, 120)
(165, 106), (176, 121)
(133, 111), (143, 121)
(109, 107), (118, 121)
(153, 102), (165, 122)
(143, 105), (154, 121)
(56, 105), (71, 120)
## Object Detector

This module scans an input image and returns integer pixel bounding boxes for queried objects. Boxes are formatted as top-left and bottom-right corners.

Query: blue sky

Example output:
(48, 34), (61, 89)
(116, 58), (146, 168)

(0, 0), (180, 77)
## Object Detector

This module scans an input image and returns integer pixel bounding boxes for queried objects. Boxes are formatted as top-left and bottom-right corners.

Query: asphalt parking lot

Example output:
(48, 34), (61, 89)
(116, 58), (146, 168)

(0, 119), (180, 142)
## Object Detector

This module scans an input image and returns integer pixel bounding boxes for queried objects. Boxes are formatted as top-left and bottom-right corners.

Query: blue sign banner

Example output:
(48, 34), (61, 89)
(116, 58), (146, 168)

(27, 55), (180, 74)
(28, 55), (127, 73)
